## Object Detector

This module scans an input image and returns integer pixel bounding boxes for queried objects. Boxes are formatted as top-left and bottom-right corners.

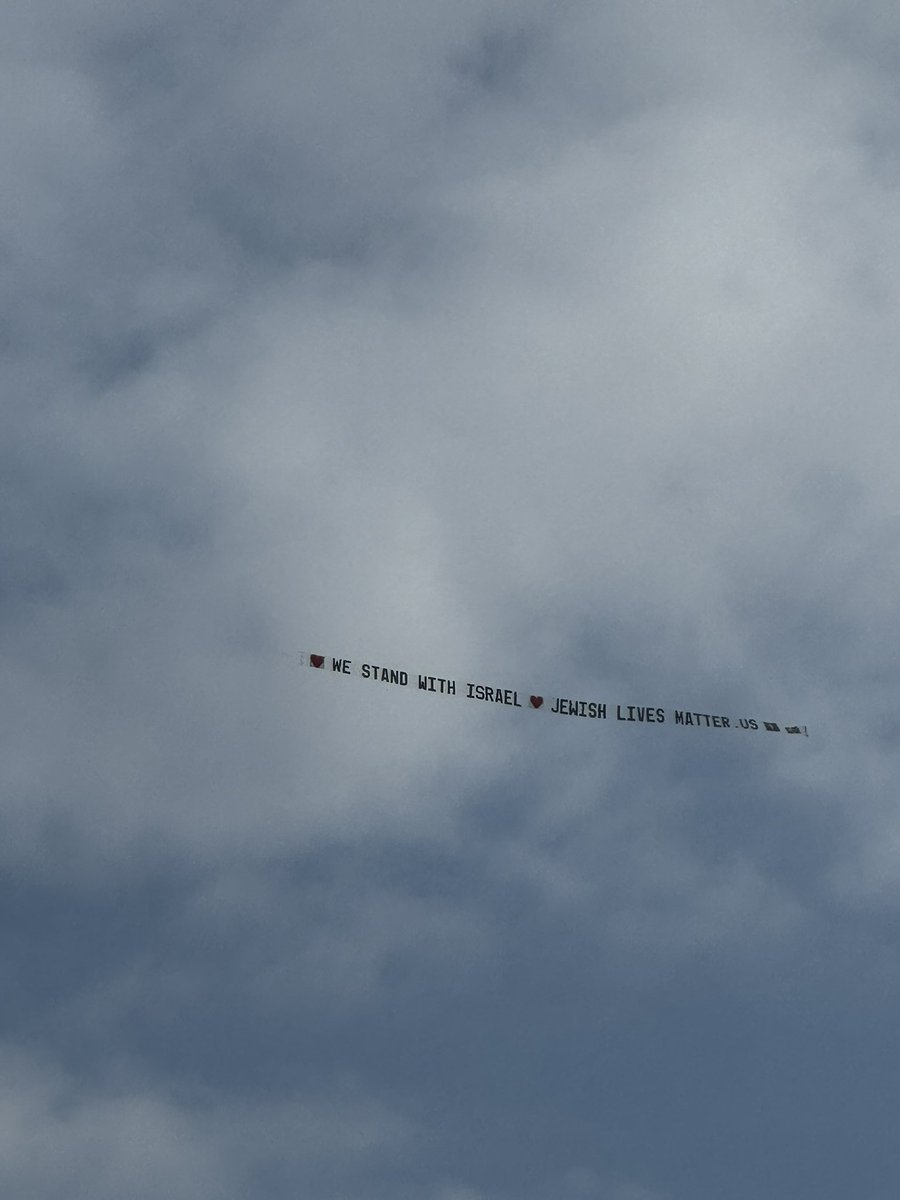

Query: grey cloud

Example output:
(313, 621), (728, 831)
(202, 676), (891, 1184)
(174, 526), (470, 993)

(4, 2), (900, 1197)
(0, 1046), (411, 1200)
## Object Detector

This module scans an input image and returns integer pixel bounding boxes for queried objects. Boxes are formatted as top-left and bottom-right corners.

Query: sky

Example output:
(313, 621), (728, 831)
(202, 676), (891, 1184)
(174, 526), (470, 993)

(3, 1), (900, 1197)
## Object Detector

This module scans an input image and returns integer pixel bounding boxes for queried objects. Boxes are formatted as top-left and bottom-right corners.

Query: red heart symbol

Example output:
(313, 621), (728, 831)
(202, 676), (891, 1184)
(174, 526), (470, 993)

(310, 654), (325, 668)
(530, 695), (543, 709)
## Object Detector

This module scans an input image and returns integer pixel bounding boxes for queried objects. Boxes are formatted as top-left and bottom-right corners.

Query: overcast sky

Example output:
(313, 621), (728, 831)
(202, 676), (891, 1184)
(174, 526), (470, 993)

(4, 2), (900, 1197)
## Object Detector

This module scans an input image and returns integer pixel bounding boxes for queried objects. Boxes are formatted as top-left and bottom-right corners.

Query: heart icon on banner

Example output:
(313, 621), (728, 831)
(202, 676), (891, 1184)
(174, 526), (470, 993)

(530, 695), (543, 709)
(310, 654), (325, 668)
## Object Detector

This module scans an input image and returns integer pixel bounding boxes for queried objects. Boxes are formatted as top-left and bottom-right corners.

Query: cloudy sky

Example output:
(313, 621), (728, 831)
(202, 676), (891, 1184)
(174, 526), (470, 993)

(4, 1), (900, 1196)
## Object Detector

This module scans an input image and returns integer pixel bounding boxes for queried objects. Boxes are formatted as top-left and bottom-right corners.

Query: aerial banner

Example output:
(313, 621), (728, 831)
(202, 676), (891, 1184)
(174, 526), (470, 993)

(299, 649), (809, 737)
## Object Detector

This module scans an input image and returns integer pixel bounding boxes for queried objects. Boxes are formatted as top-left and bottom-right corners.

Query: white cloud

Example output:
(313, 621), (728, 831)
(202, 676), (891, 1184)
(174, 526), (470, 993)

(5, 4), (900, 1198)
(0, 1047), (411, 1200)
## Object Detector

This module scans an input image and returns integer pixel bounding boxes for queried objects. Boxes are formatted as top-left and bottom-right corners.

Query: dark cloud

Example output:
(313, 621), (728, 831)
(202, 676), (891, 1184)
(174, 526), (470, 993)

(3, 1), (900, 1196)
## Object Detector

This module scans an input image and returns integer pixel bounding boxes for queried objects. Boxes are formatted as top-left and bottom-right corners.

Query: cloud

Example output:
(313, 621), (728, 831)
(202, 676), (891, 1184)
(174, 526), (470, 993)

(0, 1047), (411, 1200)
(5, 1), (900, 1197)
